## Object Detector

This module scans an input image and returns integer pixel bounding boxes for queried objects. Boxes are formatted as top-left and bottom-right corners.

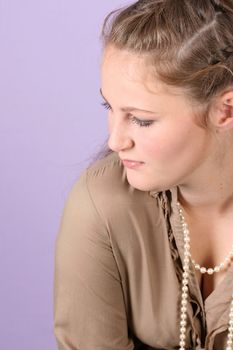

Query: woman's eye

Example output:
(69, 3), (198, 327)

(101, 101), (154, 128)
(130, 116), (154, 128)
(101, 101), (111, 110)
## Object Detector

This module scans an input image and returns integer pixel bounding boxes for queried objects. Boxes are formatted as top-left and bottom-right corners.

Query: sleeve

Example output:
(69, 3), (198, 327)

(53, 170), (135, 350)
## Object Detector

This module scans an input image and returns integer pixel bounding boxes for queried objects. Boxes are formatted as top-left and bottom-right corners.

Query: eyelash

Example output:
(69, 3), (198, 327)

(101, 102), (154, 128)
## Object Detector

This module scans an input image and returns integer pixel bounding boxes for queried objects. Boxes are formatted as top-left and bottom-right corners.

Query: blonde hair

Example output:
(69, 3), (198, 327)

(101, 0), (233, 100)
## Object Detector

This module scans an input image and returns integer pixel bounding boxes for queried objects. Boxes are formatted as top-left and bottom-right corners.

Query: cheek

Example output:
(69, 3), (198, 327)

(141, 126), (203, 160)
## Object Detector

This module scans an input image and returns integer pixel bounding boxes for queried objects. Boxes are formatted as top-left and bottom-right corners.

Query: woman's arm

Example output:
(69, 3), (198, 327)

(53, 171), (134, 350)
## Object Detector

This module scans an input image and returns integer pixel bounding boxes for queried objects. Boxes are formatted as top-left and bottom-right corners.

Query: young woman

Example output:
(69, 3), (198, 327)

(54, 1), (233, 349)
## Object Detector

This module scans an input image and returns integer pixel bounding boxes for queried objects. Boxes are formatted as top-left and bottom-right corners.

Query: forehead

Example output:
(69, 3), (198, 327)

(100, 46), (203, 118)
(102, 45), (144, 69)
(102, 46), (145, 83)
(101, 45), (182, 98)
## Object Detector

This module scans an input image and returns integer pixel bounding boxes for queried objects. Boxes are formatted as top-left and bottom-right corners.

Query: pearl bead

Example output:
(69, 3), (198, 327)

(200, 267), (207, 273)
(180, 326), (186, 333)
(182, 278), (188, 285)
(182, 272), (188, 278)
(181, 306), (187, 313)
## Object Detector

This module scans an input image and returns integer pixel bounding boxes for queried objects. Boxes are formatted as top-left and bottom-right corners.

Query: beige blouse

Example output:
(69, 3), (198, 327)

(54, 151), (233, 349)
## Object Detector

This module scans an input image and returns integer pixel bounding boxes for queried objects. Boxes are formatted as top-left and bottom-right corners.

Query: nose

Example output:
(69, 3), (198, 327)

(107, 120), (134, 153)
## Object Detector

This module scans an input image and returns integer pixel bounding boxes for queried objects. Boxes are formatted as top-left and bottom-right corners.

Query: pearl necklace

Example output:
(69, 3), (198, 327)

(191, 246), (233, 275)
(177, 201), (233, 350)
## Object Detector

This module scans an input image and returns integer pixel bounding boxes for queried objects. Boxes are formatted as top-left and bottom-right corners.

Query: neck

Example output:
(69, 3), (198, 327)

(178, 184), (233, 215)
(177, 140), (233, 215)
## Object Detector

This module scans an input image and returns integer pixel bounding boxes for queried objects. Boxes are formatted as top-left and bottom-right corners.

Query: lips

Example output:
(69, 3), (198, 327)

(121, 159), (145, 169)
(121, 159), (144, 163)
(122, 159), (143, 164)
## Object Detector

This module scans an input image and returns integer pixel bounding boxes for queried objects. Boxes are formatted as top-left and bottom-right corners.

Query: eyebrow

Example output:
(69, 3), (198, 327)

(99, 88), (155, 114)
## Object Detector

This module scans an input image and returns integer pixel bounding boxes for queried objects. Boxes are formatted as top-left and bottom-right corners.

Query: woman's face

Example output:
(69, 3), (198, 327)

(100, 45), (214, 192)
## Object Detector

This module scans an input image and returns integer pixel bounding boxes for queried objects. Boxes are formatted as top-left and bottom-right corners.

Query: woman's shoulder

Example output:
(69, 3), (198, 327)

(86, 151), (124, 185)
(70, 151), (159, 221)
(85, 151), (131, 198)
(86, 151), (156, 199)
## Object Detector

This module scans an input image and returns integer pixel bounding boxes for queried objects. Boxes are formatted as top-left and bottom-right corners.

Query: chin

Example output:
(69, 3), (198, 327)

(126, 177), (161, 192)
(126, 174), (173, 193)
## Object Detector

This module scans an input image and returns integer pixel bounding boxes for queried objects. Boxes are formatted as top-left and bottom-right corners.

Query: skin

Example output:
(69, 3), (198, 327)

(101, 45), (233, 298)
(101, 45), (233, 211)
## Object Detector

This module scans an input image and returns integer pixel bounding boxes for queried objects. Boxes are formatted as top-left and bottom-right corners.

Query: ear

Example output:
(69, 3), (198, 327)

(209, 90), (233, 131)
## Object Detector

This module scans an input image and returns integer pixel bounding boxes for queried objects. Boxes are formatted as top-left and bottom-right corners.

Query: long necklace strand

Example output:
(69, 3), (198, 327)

(177, 201), (233, 350)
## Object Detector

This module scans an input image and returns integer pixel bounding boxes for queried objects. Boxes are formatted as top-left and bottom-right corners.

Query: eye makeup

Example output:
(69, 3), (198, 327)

(101, 101), (154, 128)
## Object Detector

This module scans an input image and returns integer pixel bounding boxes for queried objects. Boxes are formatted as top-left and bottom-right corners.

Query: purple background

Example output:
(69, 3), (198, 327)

(0, 1), (131, 349)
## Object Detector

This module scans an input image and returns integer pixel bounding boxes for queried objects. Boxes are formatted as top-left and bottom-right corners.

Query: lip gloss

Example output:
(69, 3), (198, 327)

(122, 160), (144, 169)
